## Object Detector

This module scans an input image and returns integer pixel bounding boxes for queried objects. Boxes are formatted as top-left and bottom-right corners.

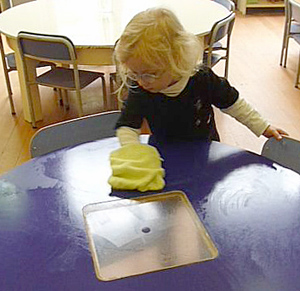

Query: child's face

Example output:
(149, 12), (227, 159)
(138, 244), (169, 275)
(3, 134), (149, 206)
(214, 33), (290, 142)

(125, 57), (176, 93)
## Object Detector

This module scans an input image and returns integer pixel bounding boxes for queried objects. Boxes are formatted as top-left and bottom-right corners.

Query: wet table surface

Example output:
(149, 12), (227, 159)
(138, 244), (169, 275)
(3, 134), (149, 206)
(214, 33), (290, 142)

(1, 137), (300, 291)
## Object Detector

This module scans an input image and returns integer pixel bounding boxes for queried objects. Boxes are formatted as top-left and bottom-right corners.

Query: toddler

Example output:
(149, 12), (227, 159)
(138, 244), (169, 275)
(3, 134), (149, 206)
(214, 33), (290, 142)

(113, 8), (287, 146)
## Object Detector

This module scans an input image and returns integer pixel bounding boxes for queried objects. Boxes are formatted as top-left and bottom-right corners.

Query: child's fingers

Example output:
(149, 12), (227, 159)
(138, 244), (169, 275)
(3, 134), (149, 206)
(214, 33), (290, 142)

(264, 126), (287, 141)
(273, 131), (283, 141)
(278, 129), (289, 136)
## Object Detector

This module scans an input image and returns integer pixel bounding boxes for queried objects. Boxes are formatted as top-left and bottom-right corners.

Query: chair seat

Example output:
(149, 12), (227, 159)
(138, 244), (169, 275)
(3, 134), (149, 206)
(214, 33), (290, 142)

(6, 52), (52, 71)
(212, 41), (225, 50)
(203, 52), (225, 67)
(37, 67), (104, 89)
(291, 22), (300, 34)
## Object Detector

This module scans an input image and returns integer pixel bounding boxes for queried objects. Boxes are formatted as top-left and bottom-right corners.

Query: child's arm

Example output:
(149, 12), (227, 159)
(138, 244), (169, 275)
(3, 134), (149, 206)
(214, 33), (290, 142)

(221, 97), (287, 140)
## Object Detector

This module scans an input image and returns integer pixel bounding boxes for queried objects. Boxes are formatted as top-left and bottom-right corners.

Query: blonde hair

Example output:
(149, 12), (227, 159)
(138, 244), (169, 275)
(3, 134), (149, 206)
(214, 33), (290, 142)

(114, 8), (203, 99)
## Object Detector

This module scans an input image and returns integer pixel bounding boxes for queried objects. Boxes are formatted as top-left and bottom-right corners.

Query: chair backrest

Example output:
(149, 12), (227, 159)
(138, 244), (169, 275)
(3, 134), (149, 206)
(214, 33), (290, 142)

(207, 12), (235, 47)
(11, 0), (34, 5)
(1, 0), (35, 11)
(289, 0), (300, 23)
(30, 111), (121, 157)
(213, 0), (235, 11)
(285, 0), (291, 21)
(0, 0), (11, 10)
(17, 31), (76, 64)
(261, 136), (300, 174)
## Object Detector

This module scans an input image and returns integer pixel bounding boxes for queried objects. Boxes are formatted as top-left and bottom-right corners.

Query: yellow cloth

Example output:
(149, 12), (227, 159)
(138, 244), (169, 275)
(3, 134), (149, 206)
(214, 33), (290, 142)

(108, 144), (165, 192)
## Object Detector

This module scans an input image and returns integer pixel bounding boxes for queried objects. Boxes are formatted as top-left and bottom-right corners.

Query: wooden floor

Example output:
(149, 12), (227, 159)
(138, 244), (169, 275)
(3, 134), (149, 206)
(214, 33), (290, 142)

(214, 11), (300, 153)
(1, 11), (300, 175)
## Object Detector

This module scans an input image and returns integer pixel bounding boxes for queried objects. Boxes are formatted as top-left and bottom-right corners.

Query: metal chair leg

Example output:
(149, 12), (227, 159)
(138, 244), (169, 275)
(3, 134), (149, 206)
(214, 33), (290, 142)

(0, 35), (16, 114)
(109, 72), (119, 110)
(100, 75), (107, 110)
(62, 89), (69, 111)
(295, 52), (300, 88)
(280, 19), (289, 66)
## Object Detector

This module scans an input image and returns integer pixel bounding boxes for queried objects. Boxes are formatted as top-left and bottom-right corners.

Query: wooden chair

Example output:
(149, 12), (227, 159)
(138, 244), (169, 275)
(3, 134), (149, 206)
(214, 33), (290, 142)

(203, 12), (235, 79)
(17, 31), (107, 128)
(30, 110), (121, 157)
(261, 136), (300, 175)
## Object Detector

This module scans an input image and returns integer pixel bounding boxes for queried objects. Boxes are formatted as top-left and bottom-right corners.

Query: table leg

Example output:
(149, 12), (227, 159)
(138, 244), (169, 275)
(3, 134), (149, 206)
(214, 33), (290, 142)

(7, 37), (43, 123)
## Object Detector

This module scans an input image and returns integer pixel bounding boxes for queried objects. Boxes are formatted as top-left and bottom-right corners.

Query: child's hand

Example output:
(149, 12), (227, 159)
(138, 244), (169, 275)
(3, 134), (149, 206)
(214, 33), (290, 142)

(263, 125), (288, 141)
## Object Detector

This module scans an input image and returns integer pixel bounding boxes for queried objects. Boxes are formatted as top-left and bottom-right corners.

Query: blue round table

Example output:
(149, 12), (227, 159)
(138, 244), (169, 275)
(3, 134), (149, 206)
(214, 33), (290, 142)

(1, 137), (300, 291)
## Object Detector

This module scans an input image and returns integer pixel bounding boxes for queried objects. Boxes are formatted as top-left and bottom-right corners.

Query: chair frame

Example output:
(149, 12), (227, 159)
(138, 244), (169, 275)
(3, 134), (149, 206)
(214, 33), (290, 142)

(290, 0), (300, 88)
(0, 2), (16, 114)
(280, 0), (300, 87)
(210, 0), (235, 52)
(280, 0), (300, 67)
(109, 72), (120, 109)
(204, 12), (235, 79)
(17, 31), (107, 127)
(0, 0), (10, 11)
(30, 110), (121, 157)
(213, 0), (235, 11)
(0, 32), (15, 113)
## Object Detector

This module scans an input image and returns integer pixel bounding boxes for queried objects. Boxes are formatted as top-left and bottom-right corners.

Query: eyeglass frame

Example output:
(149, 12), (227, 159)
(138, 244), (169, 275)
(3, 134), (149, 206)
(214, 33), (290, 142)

(125, 70), (165, 84)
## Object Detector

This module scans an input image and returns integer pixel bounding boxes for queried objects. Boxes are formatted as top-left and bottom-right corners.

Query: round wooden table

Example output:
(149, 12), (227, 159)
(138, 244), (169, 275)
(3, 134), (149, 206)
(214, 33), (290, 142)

(0, 0), (230, 122)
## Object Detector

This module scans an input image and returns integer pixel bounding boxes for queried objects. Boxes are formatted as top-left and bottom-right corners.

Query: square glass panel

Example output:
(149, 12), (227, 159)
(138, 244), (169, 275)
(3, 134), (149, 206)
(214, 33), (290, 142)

(83, 191), (218, 281)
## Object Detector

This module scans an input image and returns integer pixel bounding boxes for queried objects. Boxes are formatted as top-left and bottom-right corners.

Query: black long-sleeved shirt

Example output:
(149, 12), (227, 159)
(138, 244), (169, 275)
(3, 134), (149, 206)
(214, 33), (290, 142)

(116, 66), (239, 143)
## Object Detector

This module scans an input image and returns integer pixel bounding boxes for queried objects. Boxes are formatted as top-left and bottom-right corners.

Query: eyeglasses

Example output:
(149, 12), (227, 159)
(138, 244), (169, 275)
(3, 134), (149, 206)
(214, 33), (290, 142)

(125, 70), (163, 84)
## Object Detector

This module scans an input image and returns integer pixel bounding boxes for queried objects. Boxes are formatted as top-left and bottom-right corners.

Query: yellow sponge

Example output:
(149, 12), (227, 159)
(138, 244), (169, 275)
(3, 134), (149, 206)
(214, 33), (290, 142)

(108, 144), (165, 192)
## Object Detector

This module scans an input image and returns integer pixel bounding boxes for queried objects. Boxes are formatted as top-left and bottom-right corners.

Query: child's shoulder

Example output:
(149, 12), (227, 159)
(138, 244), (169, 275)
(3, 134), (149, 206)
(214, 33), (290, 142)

(193, 64), (215, 77)
(189, 64), (217, 84)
